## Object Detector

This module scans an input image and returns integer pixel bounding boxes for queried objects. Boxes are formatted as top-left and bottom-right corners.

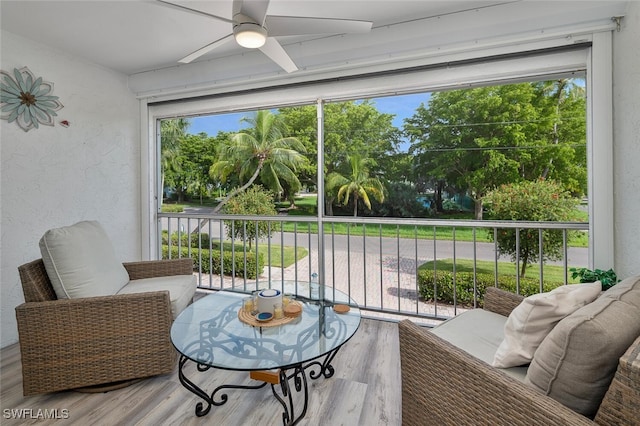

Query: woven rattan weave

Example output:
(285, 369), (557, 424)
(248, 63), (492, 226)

(15, 257), (194, 396)
(398, 287), (640, 425)
(237, 301), (303, 327)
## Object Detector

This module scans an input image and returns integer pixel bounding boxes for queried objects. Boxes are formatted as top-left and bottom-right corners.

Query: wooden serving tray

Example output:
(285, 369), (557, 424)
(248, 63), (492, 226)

(238, 301), (303, 327)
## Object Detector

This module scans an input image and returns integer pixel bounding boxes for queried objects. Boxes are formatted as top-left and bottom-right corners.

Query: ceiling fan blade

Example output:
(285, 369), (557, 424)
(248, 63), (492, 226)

(179, 34), (234, 63)
(235, 0), (270, 24)
(155, 0), (233, 24)
(259, 38), (298, 73)
(265, 16), (372, 37)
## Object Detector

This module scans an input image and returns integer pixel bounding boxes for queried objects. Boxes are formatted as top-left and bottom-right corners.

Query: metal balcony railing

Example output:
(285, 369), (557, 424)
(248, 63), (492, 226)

(157, 212), (588, 325)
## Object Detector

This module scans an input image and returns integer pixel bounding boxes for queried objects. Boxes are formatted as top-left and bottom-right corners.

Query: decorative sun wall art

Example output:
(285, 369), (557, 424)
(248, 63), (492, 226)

(1, 66), (64, 132)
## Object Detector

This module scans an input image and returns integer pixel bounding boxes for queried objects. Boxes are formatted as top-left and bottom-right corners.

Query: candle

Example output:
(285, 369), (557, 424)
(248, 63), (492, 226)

(274, 307), (284, 319)
(257, 289), (282, 314)
(243, 298), (254, 313)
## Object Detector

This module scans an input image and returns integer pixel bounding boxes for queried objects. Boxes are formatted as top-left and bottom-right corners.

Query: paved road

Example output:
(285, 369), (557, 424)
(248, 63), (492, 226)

(163, 214), (588, 268)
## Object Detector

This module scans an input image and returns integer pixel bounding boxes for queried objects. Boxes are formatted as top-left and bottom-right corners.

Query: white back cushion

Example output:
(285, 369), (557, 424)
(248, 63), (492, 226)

(39, 221), (130, 299)
(492, 281), (602, 368)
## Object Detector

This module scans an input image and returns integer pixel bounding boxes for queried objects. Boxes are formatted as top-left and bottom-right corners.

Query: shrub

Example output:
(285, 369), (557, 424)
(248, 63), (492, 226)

(417, 269), (559, 307)
(484, 179), (578, 278)
(367, 182), (428, 217)
(162, 231), (210, 248)
(224, 186), (280, 248)
(161, 204), (184, 213)
(162, 245), (264, 279)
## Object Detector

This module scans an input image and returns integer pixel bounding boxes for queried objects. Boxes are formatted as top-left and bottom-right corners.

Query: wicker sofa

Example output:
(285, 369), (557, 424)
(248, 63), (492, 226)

(398, 284), (640, 425)
(15, 221), (197, 396)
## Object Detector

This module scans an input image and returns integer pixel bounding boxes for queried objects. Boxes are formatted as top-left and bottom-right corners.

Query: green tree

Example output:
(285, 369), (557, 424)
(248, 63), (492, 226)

(275, 105), (318, 193)
(162, 132), (219, 204)
(326, 154), (386, 217)
(279, 101), (400, 214)
(484, 179), (578, 278)
(405, 80), (586, 219)
(179, 133), (219, 204)
(210, 110), (307, 213)
(530, 80), (587, 195)
(323, 101), (400, 176)
(223, 186), (279, 249)
(405, 86), (532, 219)
(160, 118), (190, 202)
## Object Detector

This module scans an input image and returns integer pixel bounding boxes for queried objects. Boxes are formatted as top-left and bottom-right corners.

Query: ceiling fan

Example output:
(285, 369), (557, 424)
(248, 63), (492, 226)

(157, 0), (372, 73)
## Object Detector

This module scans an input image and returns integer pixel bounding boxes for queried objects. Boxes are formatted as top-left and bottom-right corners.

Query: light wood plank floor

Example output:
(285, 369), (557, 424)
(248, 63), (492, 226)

(0, 318), (401, 426)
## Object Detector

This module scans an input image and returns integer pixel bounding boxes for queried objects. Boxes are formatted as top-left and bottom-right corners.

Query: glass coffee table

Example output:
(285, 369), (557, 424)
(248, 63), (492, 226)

(170, 281), (361, 425)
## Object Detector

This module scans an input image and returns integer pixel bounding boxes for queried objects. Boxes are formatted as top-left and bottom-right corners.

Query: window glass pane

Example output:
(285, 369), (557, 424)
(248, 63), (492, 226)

(160, 106), (318, 215)
(323, 79), (587, 222)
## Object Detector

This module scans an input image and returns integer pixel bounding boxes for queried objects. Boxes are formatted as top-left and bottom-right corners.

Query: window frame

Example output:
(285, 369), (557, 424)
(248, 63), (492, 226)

(143, 36), (613, 269)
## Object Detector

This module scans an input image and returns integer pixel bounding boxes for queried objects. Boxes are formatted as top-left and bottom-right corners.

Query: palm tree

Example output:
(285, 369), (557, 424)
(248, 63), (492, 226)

(326, 154), (385, 217)
(210, 110), (307, 213)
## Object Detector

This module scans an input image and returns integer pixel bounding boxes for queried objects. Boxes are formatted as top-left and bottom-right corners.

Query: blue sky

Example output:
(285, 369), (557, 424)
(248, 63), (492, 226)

(371, 92), (430, 129)
(187, 92), (432, 152)
(188, 111), (250, 135)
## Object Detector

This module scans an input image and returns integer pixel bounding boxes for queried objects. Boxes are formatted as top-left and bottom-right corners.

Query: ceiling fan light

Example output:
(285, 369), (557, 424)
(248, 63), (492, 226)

(234, 23), (267, 48)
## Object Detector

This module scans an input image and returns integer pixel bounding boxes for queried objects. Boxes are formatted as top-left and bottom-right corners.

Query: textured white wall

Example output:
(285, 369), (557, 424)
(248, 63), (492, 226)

(613, 2), (640, 278)
(0, 31), (141, 347)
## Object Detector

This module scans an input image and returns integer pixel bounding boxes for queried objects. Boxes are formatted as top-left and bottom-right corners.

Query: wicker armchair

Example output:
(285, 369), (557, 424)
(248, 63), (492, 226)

(398, 287), (640, 425)
(15, 257), (193, 396)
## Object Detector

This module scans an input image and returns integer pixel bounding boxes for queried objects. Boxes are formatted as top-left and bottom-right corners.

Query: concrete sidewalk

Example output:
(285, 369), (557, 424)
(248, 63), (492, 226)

(197, 243), (467, 323)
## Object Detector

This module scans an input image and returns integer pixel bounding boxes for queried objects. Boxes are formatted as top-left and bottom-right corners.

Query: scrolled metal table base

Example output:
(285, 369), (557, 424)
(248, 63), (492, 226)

(271, 364), (308, 425)
(178, 347), (342, 425)
(178, 355), (270, 417)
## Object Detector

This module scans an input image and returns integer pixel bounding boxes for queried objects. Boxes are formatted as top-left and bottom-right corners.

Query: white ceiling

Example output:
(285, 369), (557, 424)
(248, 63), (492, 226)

(0, 1), (630, 95)
(0, 0), (502, 75)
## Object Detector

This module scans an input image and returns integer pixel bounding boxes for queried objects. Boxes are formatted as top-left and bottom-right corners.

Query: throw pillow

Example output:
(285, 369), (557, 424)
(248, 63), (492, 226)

(524, 275), (640, 418)
(492, 281), (601, 368)
(39, 220), (130, 299)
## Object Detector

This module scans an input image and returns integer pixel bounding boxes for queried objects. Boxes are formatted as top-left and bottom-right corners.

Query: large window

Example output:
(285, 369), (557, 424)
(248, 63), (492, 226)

(147, 42), (612, 267)
(158, 78), (587, 220)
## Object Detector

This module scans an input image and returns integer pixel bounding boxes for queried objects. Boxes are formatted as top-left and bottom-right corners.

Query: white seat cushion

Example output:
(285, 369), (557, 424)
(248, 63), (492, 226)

(431, 309), (528, 381)
(118, 274), (197, 319)
(492, 282), (602, 368)
(39, 220), (130, 299)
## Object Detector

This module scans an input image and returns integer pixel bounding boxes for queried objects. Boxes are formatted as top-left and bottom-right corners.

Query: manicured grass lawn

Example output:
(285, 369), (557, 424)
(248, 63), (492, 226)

(161, 197), (220, 211)
(418, 258), (580, 284)
(207, 241), (307, 268)
(166, 195), (589, 248)
(160, 203), (187, 213)
(275, 195), (318, 215)
(254, 243), (308, 268)
(281, 220), (588, 248)
(279, 195), (588, 247)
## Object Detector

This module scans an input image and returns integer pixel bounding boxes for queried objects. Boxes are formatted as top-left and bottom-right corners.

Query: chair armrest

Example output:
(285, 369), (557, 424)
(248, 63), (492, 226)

(15, 291), (175, 395)
(483, 286), (524, 317)
(398, 320), (594, 426)
(123, 258), (193, 280)
(595, 335), (640, 424)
